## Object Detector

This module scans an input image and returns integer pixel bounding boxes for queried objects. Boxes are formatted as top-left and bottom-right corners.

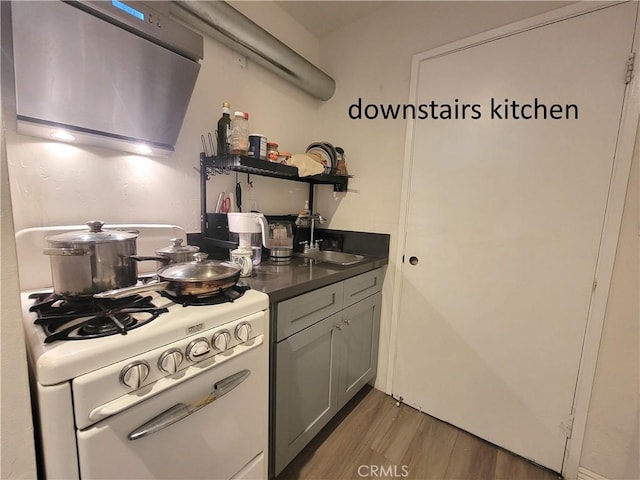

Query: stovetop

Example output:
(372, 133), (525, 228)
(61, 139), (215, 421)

(29, 284), (252, 343)
(22, 287), (269, 386)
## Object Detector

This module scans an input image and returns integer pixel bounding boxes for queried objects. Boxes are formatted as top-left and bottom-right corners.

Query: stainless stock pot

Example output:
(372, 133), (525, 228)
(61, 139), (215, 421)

(43, 220), (138, 296)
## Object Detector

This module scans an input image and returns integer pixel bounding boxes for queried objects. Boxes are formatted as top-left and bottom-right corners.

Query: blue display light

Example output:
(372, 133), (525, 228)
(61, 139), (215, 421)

(112, 0), (144, 21)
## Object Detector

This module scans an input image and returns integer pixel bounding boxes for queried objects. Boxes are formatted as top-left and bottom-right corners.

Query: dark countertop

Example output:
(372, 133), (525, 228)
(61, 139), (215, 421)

(244, 255), (388, 304)
(189, 228), (390, 304)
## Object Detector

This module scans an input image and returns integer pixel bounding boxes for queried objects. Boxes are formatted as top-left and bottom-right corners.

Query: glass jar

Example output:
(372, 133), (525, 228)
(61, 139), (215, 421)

(267, 142), (279, 162)
(229, 111), (249, 155)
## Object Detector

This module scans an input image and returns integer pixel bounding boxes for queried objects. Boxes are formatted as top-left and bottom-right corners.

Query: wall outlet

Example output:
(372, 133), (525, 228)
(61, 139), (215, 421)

(247, 199), (258, 212)
(233, 52), (247, 68)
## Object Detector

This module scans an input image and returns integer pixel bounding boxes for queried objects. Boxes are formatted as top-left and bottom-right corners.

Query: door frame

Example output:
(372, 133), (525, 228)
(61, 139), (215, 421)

(386, 2), (640, 478)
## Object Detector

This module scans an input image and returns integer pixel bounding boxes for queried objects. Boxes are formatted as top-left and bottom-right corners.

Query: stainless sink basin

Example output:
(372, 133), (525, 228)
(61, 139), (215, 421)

(298, 251), (367, 266)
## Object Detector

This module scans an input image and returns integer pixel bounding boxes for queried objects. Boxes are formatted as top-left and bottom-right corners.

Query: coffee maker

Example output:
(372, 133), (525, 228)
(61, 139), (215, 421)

(227, 213), (294, 263)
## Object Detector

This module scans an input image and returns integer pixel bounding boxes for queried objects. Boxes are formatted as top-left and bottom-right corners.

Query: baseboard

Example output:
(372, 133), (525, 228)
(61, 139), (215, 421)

(577, 466), (609, 480)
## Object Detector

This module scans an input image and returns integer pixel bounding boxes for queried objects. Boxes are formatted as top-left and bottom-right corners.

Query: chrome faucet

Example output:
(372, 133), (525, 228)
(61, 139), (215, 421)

(296, 213), (326, 253)
(309, 214), (326, 251)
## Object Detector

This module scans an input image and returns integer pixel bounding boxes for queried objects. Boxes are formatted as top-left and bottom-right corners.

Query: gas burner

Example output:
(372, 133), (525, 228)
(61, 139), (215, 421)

(160, 283), (250, 307)
(77, 312), (137, 337)
(28, 292), (168, 342)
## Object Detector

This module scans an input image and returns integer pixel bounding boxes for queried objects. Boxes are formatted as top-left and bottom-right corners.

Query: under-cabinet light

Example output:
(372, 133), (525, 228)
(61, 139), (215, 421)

(50, 130), (76, 142)
(18, 119), (173, 157)
(135, 145), (153, 155)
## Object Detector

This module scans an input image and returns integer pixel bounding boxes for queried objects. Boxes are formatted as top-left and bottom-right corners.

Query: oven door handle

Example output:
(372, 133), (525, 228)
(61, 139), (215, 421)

(128, 369), (251, 441)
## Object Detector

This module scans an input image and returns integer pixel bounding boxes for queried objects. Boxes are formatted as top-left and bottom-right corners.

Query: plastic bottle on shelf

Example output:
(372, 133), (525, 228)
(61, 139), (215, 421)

(216, 102), (231, 157)
(295, 200), (312, 245)
(300, 200), (310, 216)
(229, 111), (249, 155)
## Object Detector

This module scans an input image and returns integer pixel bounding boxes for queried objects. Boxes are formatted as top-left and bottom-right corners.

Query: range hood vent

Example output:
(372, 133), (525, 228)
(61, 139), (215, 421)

(11, 1), (204, 156)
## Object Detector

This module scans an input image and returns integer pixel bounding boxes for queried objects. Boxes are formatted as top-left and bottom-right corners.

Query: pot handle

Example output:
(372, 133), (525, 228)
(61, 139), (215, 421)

(42, 247), (90, 256)
(130, 255), (171, 265)
(94, 281), (171, 299)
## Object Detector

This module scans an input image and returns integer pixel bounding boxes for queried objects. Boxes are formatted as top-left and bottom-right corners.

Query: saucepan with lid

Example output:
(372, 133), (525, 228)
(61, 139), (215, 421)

(131, 238), (200, 269)
(94, 253), (241, 299)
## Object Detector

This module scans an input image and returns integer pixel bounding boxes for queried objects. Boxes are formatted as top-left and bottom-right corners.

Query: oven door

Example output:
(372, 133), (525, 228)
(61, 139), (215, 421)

(76, 344), (267, 479)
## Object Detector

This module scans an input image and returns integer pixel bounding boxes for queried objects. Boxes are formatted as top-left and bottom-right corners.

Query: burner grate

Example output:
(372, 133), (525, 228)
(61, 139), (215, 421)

(159, 283), (250, 307)
(28, 293), (168, 342)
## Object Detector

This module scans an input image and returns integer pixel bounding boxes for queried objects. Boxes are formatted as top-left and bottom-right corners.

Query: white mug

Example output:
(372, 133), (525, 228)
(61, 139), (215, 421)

(231, 248), (253, 277)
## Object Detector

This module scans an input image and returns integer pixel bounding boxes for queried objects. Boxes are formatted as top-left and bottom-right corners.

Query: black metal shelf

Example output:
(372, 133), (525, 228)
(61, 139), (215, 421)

(199, 153), (350, 236)
(200, 154), (349, 191)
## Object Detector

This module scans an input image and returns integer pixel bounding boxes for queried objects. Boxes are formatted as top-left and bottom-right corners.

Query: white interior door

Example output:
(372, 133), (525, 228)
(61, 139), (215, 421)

(392, 3), (636, 472)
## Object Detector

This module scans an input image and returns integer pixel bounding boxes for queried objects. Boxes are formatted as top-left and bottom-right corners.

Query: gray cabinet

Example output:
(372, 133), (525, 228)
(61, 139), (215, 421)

(274, 312), (341, 474)
(343, 268), (381, 307)
(273, 269), (382, 476)
(276, 282), (343, 342)
(338, 292), (381, 408)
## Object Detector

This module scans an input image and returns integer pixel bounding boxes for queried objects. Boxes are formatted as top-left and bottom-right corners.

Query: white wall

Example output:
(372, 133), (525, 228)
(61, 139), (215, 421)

(1, 2), (37, 476)
(0, 124), (36, 480)
(579, 121), (639, 480)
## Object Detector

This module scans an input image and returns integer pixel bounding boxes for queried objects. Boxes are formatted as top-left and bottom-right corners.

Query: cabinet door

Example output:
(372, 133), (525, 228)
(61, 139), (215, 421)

(338, 292), (381, 408)
(274, 312), (341, 475)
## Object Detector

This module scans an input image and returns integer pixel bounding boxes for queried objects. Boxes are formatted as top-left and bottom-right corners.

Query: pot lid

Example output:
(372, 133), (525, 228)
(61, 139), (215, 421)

(45, 221), (138, 245)
(158, 253), (240, 282)
(156, 238), (199, 255)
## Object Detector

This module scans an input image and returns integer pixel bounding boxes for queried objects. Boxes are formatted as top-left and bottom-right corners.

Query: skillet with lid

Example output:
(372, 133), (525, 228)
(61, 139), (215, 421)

(95, 253), (241, 299)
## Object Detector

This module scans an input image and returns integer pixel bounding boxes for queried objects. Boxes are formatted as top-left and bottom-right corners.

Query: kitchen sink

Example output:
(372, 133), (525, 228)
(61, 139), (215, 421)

(298, 251), (367, 266)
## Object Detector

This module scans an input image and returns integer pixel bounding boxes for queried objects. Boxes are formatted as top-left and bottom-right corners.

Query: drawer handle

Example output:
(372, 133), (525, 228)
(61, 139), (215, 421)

(128, 370), (250, 440)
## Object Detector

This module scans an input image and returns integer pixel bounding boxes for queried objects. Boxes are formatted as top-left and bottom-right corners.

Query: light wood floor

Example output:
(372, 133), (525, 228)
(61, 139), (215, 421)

(277, 385), (562, 480)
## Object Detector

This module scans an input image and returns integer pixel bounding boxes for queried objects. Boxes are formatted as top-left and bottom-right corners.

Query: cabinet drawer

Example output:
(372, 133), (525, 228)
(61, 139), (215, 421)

(276, 282), (344, 341)
(343, 269), (382, 307)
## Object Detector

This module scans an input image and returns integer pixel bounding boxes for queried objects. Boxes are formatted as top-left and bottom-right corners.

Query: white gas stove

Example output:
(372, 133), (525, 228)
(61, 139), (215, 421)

(18, 225), (270, 480)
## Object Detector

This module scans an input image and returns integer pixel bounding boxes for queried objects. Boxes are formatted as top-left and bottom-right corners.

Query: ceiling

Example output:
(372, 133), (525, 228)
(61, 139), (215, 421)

(274, 1), (387, 38)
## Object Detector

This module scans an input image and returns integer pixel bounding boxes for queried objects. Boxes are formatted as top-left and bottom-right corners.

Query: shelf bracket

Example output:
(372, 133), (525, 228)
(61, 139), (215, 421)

(200, 153), (207, 234)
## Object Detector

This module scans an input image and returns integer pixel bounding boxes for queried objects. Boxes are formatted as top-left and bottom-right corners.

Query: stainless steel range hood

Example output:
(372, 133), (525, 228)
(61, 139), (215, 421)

(11, 1), (203, 156)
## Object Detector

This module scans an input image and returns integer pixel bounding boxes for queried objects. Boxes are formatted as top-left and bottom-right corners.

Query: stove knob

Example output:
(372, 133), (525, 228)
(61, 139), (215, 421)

(120, 361), (150, 390)
(186, 337), (211, 362)
(212, 329), (231, 351)
(234, 322), (252, 342)
(158, 349), (184, 374)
